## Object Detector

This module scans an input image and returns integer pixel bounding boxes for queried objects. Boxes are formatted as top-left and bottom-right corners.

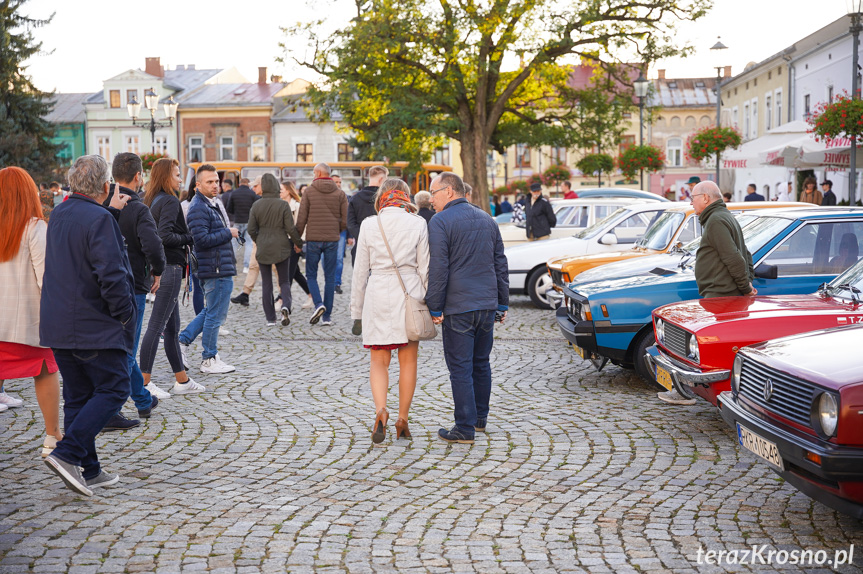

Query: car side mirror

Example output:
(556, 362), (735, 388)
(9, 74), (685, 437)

(600, 233), (618, 246)
(754, 263), (778, 279)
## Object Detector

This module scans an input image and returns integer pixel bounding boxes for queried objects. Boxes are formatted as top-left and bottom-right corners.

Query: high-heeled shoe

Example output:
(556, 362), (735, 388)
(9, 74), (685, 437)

(372, 408), (388, 444)
(395, 418), (412, 440)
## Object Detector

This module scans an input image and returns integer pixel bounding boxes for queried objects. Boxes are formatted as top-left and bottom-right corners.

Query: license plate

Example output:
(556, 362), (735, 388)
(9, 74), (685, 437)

(737, 424), (785, 470)
(655, 366), (673, 391)
(573, 345), (586, 359)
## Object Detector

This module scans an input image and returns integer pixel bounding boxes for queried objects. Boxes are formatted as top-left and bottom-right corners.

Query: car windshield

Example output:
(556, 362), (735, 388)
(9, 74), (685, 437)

(636, 211), (686, 250)
(741, 216), (793, 254)
(828, 257), (863, 298)
(574, 207), (627, 239)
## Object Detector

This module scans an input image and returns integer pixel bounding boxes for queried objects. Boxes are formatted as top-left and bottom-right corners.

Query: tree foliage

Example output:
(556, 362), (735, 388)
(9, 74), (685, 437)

(0, 0), (60, 181)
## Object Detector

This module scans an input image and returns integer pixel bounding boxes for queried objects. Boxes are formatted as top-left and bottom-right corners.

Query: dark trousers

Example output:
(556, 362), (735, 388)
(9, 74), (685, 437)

(260, 256), (297, 322)
(441, 310), (496, 437)
(192, 272), (204, 315)
(139, 264), (185, 374)
(52, 348), (130, 480)
(290, 250), (310, 295)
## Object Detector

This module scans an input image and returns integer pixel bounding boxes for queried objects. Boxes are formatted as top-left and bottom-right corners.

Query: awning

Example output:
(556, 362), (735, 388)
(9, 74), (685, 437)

(721, 121), (810, 169)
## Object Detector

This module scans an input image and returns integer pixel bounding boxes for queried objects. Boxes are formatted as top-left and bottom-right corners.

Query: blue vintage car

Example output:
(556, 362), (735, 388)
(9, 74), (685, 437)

(557, 207), (863, 382)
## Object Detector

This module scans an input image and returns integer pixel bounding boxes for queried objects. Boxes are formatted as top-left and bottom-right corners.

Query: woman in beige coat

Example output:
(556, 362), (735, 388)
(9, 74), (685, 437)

(351, 179), (430, 443)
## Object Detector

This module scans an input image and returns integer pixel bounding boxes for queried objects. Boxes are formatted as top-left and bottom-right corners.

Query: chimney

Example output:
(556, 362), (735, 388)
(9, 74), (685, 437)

(270, 74), (283, 84)
(258, 67), (267, 84)
(187, 64), (195, 70)
(657, 69), (666, 80)
(176, 64), (185, 71)
(723, 65), (732, 78)
(145, 57), (164, 78)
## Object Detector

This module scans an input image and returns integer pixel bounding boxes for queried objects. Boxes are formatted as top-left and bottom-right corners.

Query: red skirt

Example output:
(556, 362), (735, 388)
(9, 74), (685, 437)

(0, 341), (58, 378)
(364, 343), (408, 351)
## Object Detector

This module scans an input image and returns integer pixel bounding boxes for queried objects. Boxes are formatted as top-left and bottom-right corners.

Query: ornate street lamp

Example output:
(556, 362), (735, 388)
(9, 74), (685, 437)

(711, 37), (728, 187)
(127, 87), (178, 153)
(847, 0), (862, 204)
(634, 71), (650, 190)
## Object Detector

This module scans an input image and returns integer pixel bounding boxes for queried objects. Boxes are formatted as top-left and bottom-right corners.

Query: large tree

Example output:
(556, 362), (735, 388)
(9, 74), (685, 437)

(0, 0), (59, 181)
(283, 0), (708, 208)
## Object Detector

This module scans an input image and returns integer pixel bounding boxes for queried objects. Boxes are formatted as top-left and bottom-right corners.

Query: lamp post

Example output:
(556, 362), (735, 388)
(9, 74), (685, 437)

(710, 37), (728, 188)
(848, 1), (862, 205)
(634, 72), (650, 190)
(127, 87), (178, 153)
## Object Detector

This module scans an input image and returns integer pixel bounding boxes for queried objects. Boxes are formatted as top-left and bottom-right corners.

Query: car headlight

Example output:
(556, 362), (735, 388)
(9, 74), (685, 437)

(818, 393), (839, 437)
(655, 318), (665, 345)
(581, 302), (592, 321)
(730, 354), (742, 394)
(687, 334), (699, 362)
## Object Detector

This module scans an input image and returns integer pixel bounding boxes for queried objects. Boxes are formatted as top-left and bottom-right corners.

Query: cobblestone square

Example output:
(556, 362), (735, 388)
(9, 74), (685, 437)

(1, 257), (862, 573)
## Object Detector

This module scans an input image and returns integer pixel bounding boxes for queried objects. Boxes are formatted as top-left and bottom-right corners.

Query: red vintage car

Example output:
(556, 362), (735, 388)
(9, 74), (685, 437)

(717, 324), (863, 518)
(644, 257), (863, 406)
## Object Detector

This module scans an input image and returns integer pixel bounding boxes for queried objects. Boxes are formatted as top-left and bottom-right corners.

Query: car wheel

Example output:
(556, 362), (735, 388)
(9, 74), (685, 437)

(527, 267), (555, 310)
(632, 330), (656, 384)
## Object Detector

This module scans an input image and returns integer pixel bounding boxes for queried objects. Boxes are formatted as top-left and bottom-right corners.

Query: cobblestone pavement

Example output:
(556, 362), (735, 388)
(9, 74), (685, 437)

(1, 253), (862, 573)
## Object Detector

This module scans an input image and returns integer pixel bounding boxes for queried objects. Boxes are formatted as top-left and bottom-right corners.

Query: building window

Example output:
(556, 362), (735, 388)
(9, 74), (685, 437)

(154, 135), (168, 155)
(96, 136), (111, 161)
(618, 135), (635, 157)
(515, 143), (531, 168)
(109, 90), (121, 108)
(433, 144), (450, 165)
(296, 143), (313, 162)
(125, 135), (140, 154)
(337, 143), (355, 162)
(765, 95), (772, 131)
(827, 85), (834, 103)
(775, 90), (782, 127)
(126, 89), (138, 105)
(250, 135), (266, 161)
(804, 94), (811, 118)
(219, 136), (234, 160)
(189, 136), (203, 163)
(732, 106), (739, 128)
(550, 146), (567, 165)
(743, 103), (750, 139)
(750, 98), (758, 139)
(666, 138), (682, 167)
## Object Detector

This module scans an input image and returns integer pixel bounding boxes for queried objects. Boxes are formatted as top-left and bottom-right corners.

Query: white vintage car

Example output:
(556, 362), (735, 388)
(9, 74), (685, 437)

(507, 201), (688, 308)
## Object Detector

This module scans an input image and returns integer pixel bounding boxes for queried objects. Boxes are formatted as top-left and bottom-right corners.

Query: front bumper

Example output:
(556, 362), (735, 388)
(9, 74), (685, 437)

(644, 346), (730, 387)
(555, 307), (628, 363)
(718, 391), (863, 519)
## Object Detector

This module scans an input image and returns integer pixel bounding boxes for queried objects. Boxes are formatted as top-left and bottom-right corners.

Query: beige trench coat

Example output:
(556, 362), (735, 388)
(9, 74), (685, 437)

(350, 207), (430, 345)
(0, 218), (47, 348)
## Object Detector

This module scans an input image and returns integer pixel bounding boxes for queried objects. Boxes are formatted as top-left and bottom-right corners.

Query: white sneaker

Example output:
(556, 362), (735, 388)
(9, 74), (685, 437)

(320, 319), (333, 326)
(201, 357), (235, 374)
(213, 354), (236, 372)
(280, 307), (291, 326)
(302, 295), (313, 309)
(0, 403), (7, 412)
(309, 305), (326, 324)
(172, 378), (206, 394)
(219, 327), (231, 336)
(180, 343), (190, 370)
(145, 383), (171, 399)
(657, 389), (697, 406)
(0, 392), (24, 407)
(267, 321), (277, 326)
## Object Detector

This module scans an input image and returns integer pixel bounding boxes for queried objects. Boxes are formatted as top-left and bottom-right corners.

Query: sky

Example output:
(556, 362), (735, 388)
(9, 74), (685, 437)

(21, 0), (847, 94)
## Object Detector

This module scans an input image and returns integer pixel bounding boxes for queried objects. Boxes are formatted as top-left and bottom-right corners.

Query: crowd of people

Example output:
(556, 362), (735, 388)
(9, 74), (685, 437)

(0, 155), (509, 496)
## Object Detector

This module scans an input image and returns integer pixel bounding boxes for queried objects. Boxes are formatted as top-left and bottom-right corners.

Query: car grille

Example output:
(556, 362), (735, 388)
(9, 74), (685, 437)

(738, 357), (818, 427)
(565, 291), (588, 322)
(550, 268), (565, 288)
(663, 322), (689, 358)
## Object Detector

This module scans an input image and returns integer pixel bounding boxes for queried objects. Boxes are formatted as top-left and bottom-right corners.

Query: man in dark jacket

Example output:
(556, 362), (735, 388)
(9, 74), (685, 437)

(179, 164), (239, 374)
(347, 165), (387, 263)
(524, 183), (556, 240)
(415, 190), (435, 223)
(426, 172), (509, 445)
(225, 177), (259, 271)
(744, 183), (765, 201)
(41, 154), (135, 496)
(821, 180), (837, 206)
(105, 153), (166, 424)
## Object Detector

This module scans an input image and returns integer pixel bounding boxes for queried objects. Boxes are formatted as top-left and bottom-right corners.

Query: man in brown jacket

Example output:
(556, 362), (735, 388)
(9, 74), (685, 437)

(295, 163), (348, 325)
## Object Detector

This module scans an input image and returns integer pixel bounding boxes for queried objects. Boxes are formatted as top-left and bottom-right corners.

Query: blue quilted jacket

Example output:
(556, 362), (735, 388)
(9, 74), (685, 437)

(187, 194), (236, 279)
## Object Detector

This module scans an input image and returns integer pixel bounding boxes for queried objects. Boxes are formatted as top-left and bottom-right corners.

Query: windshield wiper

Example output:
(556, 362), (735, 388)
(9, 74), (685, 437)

(818, 282), (834, 296)
(678, 251), (694, 269)
(835, 283), (862, 303)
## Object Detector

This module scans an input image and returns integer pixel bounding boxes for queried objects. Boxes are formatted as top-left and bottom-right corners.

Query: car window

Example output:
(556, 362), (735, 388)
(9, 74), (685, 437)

(554, 206), (575, 227)
(678, 215), (701, 244)
(594, 204), (615, 222)
(608, 211), (657, 243)
(743, 216), (794, 255)
(575, 207), (627, 239)
(560, 206), (589, 227)
(761, 221), (863, 276)
(637, 211), (685, 250)
(827, 223), (863, 272)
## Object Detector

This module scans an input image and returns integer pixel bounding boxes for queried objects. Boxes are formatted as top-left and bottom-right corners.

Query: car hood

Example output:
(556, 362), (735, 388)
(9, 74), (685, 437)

(506, 236), (589, 269)
(567, 262), (696, 298)
(570, 250), (692, 288)
(549, 246), (657, 271)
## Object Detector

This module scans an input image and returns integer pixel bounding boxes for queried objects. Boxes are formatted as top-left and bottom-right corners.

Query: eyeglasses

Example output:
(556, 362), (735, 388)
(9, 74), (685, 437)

(429, 185), (449, 196)
(690, 193), (705, 199)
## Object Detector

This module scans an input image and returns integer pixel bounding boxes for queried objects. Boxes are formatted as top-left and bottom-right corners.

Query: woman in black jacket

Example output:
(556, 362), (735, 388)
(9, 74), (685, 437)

(139, 158), (203, 395)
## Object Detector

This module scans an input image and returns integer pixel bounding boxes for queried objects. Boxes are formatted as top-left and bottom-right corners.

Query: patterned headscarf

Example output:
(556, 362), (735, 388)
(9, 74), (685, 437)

(375, 179), (417, 213)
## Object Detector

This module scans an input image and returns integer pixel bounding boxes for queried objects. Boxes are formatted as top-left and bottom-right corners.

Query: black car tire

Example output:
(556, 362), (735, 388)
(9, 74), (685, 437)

(632, 330), (657, 384)
(527, 267), (555, 310)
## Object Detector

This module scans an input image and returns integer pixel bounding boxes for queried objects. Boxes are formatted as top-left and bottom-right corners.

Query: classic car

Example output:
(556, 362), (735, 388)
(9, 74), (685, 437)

(508, 201), (679, 308)
(557, 208), (863, 383)
(547, 202), (803, 300)
(717, 324), (863, 518)
(646, 249), (863, 405)
(574, 188), (669, 202)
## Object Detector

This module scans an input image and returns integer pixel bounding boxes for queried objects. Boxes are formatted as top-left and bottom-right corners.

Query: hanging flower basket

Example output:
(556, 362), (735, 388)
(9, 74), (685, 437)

(617, 145), (665, 179)
(493, 185), (509, 196)
(808, 92), (863, 144)
(507, 179), (529, 194)
(685, 126), (742, 162)
(541, 164), (571, 186)
(576, 153), (614, 175)
(140, 152), (168, 172)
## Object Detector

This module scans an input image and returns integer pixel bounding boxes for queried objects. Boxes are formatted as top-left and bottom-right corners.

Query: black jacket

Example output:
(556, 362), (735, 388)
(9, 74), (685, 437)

(418, 207), (435, 224)
(149, 190), (193, 267)
(225, 185), (259, 224)
(105, 185), (166, 295)
(347, 186), (378, 261)
(525, 194), (556, 239)
(822, 190), (837, 206)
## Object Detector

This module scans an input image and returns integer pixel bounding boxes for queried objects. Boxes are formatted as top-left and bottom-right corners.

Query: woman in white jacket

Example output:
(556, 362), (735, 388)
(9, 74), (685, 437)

(351, 179), (430, 443)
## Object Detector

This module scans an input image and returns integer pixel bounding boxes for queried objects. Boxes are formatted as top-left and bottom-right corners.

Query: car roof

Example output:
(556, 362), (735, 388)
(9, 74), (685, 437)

(550, 197), (659, 206)
(743, 206), (863, 220)
(659, 201), (804, 214)
(576, 188), (670, 201)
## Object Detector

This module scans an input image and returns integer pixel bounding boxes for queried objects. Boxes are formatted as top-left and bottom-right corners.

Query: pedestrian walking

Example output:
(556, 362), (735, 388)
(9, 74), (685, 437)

(799, 176), (823, 205)
(295, 163), (348, 326)
(40, 154), (134, 496)
(414, 191), (434, 223)
(248, 174), (304, 326)
(225, 176), (259, 272)
(332, 173), (352, 294)
(348, 165), (388, 263)
(525, 183), (556, 240)
(179, 164), (239, 374)
(140, 158), (201, 395)
(280, 181), (313, 309)
(0, 167), (63, 457)
(180, 179), (205, 314)
(821, 180), (837, 206)
(351, 178), (429, 443)
(426, 172), (509, 444)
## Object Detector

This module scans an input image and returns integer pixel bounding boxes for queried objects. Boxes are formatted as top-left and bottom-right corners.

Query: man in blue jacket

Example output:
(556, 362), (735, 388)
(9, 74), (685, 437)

(179, 164), (239, 375)
(41, 154), (135, 496)
(426, 172), (509, 444)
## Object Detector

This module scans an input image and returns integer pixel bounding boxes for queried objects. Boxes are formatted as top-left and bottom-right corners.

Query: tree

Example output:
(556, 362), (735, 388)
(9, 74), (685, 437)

(0, 0), (60, 181)
(282, 0), (708, 211)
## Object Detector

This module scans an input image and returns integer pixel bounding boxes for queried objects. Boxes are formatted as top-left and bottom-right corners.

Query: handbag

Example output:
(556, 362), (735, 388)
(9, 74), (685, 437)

(377, 215), (437, 341)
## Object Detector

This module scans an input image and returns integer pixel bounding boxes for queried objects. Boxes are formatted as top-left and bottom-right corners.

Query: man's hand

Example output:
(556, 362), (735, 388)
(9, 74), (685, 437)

(497, 310), (508, 325)
(432, 315), (444, 325)
(230, 227), (239, 238)
(294, 245), (302, 253)
(347, 238), (355, 246)
(748, 283), (758, 296)
(110, 192), (130, 210)
(150, 274), (161, 294)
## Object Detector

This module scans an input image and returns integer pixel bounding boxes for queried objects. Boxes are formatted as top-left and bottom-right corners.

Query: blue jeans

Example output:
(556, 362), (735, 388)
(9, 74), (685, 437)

(179, 276), (233, 360)
(235, 223), (251, 268)
(52, 348), (130, 480)
(441, 310), (496, 437)
(335, 230), (347, 286)
(126, 294), (152, 411)
(305, 241), (338, 320)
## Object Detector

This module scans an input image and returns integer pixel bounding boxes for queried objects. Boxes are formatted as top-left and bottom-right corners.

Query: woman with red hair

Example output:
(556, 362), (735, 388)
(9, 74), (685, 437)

(0, 166), (62, 456)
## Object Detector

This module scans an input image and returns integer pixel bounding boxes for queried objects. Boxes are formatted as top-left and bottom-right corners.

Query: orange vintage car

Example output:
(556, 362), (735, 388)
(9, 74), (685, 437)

(546, 201), (802, 304)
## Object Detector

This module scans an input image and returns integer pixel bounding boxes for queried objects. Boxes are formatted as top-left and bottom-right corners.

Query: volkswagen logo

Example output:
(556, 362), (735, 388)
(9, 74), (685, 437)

(763, 379), (774, 402)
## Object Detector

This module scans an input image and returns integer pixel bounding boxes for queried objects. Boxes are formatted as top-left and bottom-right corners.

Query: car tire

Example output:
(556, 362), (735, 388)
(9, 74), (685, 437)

(527, 267), (555, 310)
(632, 330), (657, 384)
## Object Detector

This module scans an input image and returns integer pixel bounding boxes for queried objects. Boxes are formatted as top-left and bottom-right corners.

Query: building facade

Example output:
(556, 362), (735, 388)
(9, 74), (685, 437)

(45, 93), (90, 167)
